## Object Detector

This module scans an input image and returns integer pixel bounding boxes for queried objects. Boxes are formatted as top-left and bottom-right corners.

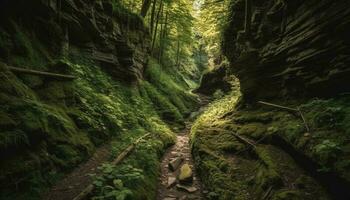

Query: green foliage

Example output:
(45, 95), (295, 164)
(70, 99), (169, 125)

(9, 21), (50, 68)
(145, 58), (198, 103)
(0, 1), (201, 199)
(142, 58), (199, 124)
(213, 89), (224, 99)
(194, 0), (230, 67)
(313, 140), (342, 171)
(141, 81), (184, 123)
(92, 164), (144, 200)
(0, 130), (29, 149)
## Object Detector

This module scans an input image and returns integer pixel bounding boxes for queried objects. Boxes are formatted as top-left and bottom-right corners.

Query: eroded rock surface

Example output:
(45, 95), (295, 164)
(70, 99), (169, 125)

(157, 126), (204, 200)
(0, 0), (150, 81)
(223, 0), (350, 100)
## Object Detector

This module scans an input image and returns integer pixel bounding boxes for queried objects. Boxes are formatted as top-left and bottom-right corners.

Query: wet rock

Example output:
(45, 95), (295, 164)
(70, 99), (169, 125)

(167, 177), (177, 188)
(163, 198), (177, 200)
(179, 196), (187, 200)
(194, 63), (233, 95)
(169, 157), (184, 171)
(176, 184), (198, 193)
(222, 0), (350, 100)
(178, 164), (193, 183)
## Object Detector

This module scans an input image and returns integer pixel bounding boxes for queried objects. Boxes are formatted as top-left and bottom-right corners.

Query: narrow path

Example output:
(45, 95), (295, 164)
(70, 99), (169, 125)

(41, 144), (111, 200)
(156, 123), (205, 200)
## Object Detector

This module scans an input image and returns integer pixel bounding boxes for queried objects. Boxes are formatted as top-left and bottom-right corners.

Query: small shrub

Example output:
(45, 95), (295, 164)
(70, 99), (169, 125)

(313, 139), (342, 170)
(92, 164), (144, 200)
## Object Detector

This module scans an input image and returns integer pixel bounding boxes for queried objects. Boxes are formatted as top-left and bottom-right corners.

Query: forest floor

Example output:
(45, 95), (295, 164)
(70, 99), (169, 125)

(156, 122), (205, 200)
(41, 94), (210, 200)
(156, 94), (210, 200)
(41, 144), (111, 200)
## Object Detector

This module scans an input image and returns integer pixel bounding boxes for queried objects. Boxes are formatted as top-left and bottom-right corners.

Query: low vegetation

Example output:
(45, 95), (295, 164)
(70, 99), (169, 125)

(190, 90), (350, 199)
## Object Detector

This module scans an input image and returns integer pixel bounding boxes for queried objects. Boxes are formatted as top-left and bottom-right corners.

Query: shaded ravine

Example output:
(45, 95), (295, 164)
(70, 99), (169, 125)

(157, 95), (210, 200)
(41, 144), (111, 200)
(156, 123), (205, 200)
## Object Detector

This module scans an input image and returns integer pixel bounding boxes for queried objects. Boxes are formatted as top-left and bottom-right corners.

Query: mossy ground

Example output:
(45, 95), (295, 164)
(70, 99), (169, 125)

(0, 21), (198, 199)
(190, 90), (350, 199)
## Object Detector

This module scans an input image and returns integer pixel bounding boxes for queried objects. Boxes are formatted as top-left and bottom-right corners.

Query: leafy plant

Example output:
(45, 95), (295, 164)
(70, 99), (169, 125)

(92, 164), (145, 200)
(213, 89), (224, 99)
(314, 107), (344, 128)
(313, 140), (342, 171)
(0, 130), (29, 149)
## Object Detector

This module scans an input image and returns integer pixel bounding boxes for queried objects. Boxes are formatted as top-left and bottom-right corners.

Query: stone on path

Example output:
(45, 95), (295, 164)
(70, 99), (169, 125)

(169, 157), (184, 171)
(163, 198), (177, 200)
(167, 177), (177, 188)
(179, 196), (187, 200)
(178, 164), (193, 183)
(176, 184), (198, 193)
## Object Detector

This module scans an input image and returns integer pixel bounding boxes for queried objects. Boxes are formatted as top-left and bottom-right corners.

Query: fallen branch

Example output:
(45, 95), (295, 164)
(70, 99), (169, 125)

(297, 107), (310, 132)
(258, 101), (298, 112)
(232, 132), (256, 148)
(258, 101), (311, 132)
(262, 186), (273, 200)
(73, 133), (152, 200)
(209, 127), (257, 148)
(6, 65), (76, 80)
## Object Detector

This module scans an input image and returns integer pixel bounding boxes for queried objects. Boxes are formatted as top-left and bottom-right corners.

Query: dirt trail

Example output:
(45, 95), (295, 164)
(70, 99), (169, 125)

(156, 123), (205, 200)
(41, 144), (111, 200)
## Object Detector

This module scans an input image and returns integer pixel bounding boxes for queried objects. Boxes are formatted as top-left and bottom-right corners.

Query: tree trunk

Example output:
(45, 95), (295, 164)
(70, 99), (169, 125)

(158, 11), (168, 63)
(151, 0), (163, 53)
(150, 0), (157, 35)
(140, 0), (152, 17)
(244, 0), (252, 37)
(176, 39), (180, 68)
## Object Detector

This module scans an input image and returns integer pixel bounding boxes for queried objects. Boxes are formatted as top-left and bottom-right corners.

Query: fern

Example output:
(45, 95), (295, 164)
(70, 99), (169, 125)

(0, 130), (29, 149)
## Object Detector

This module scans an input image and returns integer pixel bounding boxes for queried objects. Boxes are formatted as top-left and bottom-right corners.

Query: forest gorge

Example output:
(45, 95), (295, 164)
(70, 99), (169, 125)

(0, 0), (350, 200)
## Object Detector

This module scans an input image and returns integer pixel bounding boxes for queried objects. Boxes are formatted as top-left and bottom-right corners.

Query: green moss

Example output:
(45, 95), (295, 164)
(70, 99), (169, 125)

(9, 21), (50, 68)
(0, 9), (194, 199)
(141, 81), (184, 124)
(191, 92), (332, 200)
(272, 190), (303, 200)
(144, 58), (199, 116)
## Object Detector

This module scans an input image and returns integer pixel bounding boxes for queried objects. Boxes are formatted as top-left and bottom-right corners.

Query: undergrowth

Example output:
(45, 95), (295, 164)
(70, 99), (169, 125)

(0, 52), (194, 200)
(191, 90), (350, 200)
(0, 1), (199, 199)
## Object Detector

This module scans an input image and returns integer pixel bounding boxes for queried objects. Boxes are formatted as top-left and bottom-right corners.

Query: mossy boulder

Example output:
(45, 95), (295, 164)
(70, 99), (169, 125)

(178, 164), (193, 183)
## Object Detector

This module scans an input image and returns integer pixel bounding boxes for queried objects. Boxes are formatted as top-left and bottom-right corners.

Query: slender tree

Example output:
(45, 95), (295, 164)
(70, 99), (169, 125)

(244, 0), (252, 37)
(176, 38), (180, 68)
(151, 0), (163, 53)
(158, 11), (168, 63)
(140, 0), (152, 17)
(150, 0), (157, 35)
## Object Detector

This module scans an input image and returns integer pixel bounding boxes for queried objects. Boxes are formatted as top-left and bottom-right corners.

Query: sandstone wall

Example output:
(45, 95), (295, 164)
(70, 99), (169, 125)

(0, 0), (150, 80)
(223, 0), (350, 101)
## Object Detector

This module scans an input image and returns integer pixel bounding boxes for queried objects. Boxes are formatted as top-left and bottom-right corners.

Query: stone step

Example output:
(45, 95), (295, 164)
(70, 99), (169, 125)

(169, 157), (184, 172)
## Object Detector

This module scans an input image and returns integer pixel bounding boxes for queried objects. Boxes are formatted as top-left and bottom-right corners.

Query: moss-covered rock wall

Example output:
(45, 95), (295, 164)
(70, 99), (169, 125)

(222, 0), (350, 101)
(0, 0), (198, 199)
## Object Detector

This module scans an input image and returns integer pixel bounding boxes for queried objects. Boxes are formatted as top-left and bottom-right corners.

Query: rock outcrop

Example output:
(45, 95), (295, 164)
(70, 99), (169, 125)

(0, 0), (150, 80)
(0, 0), (155, 198)
(223, 0), (350, 101)
(194, 63), (233, 95)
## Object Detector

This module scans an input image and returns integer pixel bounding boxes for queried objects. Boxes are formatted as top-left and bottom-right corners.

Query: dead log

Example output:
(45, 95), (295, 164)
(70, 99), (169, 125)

(258, 101), (311, 132)
(6, 66), (76, 80)
(73, 133), (151, 200)
(258, 101), (298, 112)
(233, 133), (256, 148)
(297, 107), (310, 132)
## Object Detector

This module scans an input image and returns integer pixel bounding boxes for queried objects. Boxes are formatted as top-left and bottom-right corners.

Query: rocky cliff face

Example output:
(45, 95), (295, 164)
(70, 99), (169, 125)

(0, 0), (150, 80)
(0, 1), (171, 198)
(195, 63), (233, 95)
(223, 0), (350, 101)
